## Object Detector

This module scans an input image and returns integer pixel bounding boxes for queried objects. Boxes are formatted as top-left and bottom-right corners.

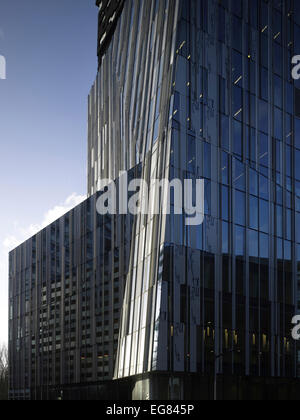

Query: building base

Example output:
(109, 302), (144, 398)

(10, 373), (300, 400)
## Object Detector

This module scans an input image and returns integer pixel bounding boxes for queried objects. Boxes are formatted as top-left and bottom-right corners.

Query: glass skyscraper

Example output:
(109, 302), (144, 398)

(9, 0), (300, 400)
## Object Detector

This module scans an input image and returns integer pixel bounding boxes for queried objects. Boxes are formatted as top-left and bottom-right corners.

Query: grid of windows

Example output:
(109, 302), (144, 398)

(9, 0), (300, 400)
(8, 173), (137, 400)
(157, 0), (299, 382)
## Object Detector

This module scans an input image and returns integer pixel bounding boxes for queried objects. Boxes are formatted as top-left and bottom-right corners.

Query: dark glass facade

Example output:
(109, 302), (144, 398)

(8, 169), (140, 400)
(96, 0), (125, 67)
(9, 0), (300, 400)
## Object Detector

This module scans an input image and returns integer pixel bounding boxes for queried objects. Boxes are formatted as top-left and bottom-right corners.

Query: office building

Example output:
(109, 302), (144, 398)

(9, 0), (300, 400)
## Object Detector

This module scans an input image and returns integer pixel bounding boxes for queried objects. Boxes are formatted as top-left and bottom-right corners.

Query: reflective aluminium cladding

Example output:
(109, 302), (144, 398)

(9, 0), (300, 400)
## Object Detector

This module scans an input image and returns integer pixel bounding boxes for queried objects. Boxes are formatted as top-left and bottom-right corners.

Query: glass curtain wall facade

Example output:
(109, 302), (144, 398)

(9, 0), (300, 400)
(112, 0), (300, 399)
(8, 170), (140, 400)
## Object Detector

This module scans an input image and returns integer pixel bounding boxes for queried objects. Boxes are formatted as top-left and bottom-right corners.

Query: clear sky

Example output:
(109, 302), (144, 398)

(0, 0), (98, 344)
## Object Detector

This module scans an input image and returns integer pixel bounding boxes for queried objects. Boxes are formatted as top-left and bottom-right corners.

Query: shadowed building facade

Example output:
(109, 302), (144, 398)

(9, 0), (300, 400)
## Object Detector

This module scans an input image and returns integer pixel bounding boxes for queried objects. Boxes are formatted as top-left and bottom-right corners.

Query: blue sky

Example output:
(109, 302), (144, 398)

(0, 0), (98, 344)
